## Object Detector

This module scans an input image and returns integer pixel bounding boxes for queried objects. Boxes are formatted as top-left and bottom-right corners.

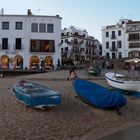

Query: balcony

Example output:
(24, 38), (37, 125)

(13, 44), (24, 50)
(110, 47), (117, 52)
(0, 44), (10, 50)
(111, 35), (116, 39)
(128, 38), (140, 41)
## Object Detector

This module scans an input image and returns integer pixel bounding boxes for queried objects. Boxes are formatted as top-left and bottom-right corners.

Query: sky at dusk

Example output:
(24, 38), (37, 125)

(1, 0), (140, 41)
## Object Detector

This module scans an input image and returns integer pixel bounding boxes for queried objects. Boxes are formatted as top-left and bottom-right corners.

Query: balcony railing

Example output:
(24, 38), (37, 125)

(13, 44), (24, 50)
(110, 47), (117, 51)
(128, 38), (140, 41)
(111, 35), (116, 39)
(0, 44), (10, 50)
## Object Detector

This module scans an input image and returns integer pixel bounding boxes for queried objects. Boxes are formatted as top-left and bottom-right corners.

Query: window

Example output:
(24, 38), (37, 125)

(2, 22), (9, 30)
(30, 39), (55, 52)
(129, 43), (140, 48)
(106, 42), (109, 49)
(15, 38), (22, 49)
(74, 38), (78, 44)
(31, 23), (38, 32)
(47, 24), (54, 33)
(65, 39), (68, 43)
(112, 52), (116, 58)
(65, 47), (68, 51)
(106, 31), (109, 37)
(111, 31), (116, 39)
(2, 38), (8, 49)
(112, 41), (116, 47)
(15, 22), (23, 30)
(128, 33), (140, 41)
(106, 52), (110, 58)
(119, 52), (122, 58)
(39, 23), (46, 32)
(118, 30), (121, 36)
(118, 41), (122, 48)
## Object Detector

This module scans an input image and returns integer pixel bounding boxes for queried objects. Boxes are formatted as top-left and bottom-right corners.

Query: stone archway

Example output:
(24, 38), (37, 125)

(1, 55), (9, 69)
(30, 56), (39, 69)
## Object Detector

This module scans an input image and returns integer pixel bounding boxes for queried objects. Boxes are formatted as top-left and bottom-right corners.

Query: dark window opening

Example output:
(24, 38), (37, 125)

(30, 39), (55, 52)
(15, 38), (22, 49)
(2, 38), (8, 49)
(16, 22), (23, 30)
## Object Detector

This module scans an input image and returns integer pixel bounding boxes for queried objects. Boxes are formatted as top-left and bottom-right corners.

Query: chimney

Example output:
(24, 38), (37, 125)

(27, 9), (32, 15)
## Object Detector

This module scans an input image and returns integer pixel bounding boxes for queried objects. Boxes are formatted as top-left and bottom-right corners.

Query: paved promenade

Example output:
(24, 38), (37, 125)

(23, 69), (128, 80)
(22, 68), (140, 83)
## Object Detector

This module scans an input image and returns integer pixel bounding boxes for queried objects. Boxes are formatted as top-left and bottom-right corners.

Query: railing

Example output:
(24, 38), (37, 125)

(128, 38), (140, 41)
(13, 44), (24, 50)
(111, 35), (116, 39)
(110, 47), (117, 51)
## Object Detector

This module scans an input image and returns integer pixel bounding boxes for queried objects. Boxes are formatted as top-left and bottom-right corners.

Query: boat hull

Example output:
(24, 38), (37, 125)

(105, 72), (140, 92)
(13, 80), (61, 108)
(73, 79), (127, 109)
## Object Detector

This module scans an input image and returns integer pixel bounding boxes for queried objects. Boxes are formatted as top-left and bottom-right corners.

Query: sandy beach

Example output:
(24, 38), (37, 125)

(1, 69), (140, 140)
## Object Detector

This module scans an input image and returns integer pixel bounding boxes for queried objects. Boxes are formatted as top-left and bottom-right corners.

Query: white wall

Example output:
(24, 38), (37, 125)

(0, 14), (62, 69)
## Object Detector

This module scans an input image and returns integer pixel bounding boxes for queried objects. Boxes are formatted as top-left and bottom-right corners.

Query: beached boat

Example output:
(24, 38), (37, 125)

(13, 80), (61, 108)
(73, 79), (127, 109)
(87, 66), (101, 76)
(105, 72), (140, 92)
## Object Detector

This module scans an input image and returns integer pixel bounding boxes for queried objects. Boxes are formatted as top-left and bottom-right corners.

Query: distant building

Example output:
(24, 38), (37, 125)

(60, 26), (102, 65)
(102, 19), (140, 59)
(0, 9), (62, 70)
(126, 20), (140, 57)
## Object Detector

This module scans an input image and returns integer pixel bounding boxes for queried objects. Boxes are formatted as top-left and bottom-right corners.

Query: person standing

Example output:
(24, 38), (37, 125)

(131, 64), (135, 77)
(69, 67), (77, 81)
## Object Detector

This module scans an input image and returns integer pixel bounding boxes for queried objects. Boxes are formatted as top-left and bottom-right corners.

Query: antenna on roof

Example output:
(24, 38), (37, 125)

(128, 13), (132, 19)
(35, 9), (40, 15)
(1, 8), (4, 15)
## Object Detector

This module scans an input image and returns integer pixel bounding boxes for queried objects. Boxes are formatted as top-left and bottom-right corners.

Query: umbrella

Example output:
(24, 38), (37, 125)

(125, 58), (140, 63)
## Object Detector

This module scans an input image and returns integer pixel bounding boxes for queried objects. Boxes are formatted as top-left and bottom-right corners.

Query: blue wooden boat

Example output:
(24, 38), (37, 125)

(73, 79), (127, 109)
(13, 80), (61, 108)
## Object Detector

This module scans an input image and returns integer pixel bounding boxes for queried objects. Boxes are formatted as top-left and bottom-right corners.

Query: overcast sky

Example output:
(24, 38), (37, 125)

(1, 0), (140, 41)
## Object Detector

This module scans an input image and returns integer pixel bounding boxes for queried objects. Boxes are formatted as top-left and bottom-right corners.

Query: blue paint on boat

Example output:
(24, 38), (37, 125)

(13, 80), (61, 108)
(105, 76), (124, 84)
(73, 79), (127, 109)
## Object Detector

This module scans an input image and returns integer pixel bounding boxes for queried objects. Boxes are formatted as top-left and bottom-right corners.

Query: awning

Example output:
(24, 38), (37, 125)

(124, 58), (140, 63)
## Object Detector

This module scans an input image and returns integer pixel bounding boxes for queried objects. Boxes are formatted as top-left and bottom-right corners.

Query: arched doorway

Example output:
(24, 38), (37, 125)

(30, 56), (39, 69)
(44, 56), (53, 69)
(1, 55), (9, 69)
(14, 55), (23, 69)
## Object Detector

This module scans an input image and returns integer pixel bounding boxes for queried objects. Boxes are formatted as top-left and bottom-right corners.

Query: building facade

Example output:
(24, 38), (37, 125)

(0, 9), (62, 70)
(126, 20), (140, 57)
(60, 26), (102, 65)
(102, 19), (140, 59)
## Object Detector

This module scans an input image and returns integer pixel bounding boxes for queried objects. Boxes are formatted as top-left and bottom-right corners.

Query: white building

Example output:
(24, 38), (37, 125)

(0, 9), (62, 70)
(61, 26), (102, 65)
(102, 19), (140, 59)
(125, 20), (140, 57)
(102, 19), (130, 59)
